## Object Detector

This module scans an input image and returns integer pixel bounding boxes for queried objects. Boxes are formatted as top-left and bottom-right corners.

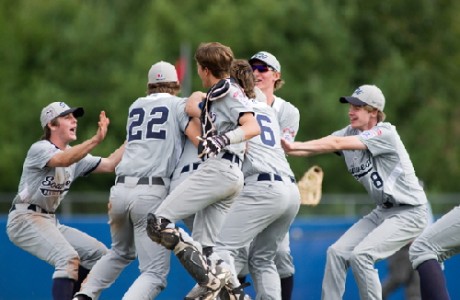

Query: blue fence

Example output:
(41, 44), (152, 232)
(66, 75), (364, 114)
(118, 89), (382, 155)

(1, 215), (459, 300)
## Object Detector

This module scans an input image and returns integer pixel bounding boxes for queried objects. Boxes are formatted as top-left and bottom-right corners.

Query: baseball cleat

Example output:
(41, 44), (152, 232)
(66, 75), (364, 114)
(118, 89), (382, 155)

(221, 283), (252, 300)
(184, 284), (207, 299)
(72, 295), (92, 300)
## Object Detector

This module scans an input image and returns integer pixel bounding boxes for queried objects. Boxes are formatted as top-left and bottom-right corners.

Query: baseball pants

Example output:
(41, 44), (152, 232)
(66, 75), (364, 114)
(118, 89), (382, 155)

(322, 203), (428, 300)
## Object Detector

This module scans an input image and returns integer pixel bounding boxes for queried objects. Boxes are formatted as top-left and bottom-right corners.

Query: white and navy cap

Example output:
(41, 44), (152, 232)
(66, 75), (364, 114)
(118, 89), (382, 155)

(249, 51), (281, 72)
(40, 102), (84, 128)
(339, 85), (385, 111)
(148, 61), (179, 84)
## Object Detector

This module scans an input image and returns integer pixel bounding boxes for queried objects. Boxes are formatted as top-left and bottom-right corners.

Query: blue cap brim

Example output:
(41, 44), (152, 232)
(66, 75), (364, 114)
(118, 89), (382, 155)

(339, 96), (367, 106)
(58, 107), (84, 118)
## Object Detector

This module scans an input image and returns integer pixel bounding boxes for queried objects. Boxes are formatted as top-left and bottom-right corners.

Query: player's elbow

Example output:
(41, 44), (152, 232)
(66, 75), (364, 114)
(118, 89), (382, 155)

(251, 122), (261, 138)
(95, 158), (117, 173)
(47, 156), (74, 168)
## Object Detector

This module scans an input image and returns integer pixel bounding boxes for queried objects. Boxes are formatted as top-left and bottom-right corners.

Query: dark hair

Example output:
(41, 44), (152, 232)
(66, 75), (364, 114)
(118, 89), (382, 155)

(194, 42), (234, 79)
(147, 82), (181, 96)
(230, 59), (256, 99)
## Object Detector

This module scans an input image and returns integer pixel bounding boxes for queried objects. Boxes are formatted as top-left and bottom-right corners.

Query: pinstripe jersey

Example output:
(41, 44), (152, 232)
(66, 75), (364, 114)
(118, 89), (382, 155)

(332, 122), (427, 206)
(12, 140), (101, 213)
(115, 93), (190, 178)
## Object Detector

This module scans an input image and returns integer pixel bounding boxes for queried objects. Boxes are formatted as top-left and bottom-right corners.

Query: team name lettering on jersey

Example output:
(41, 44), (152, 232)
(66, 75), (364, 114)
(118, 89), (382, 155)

(348, 158), (373, 179)
(40, 175), (71, 196)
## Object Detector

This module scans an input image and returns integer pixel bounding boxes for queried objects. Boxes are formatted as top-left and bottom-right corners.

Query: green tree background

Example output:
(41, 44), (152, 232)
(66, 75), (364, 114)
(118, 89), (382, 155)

(1, 0), (459, 196)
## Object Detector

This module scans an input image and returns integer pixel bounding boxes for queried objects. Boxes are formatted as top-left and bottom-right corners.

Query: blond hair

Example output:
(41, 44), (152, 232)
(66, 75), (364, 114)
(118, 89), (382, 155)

(364, 105), (386, 122)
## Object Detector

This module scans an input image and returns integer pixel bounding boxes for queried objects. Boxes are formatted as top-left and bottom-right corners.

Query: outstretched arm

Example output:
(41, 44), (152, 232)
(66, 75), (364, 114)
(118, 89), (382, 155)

(48, 111), (110, 167)
(94, 141), (126, 173)
(281, 135), (367, 157)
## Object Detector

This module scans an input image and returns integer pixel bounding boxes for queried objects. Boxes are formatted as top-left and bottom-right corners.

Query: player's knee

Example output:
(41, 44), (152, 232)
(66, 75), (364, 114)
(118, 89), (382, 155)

(349, 249), (374, 270)
(146, 213), (178, 249)
(159, 228), (180, 250)
(408, 238), (435, 269)
(326, 243), (344, 260)
(80, 241), (108, 268)
(272, 250), (293, 277)
(59, 254), (80, 280)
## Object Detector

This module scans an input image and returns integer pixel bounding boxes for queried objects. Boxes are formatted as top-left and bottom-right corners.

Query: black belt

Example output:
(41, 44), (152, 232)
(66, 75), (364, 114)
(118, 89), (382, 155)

(10, 204), (54, 214)
(116, 176), (164, 185)
(181, 163), (201, 174)
(257, 173), (296, 183)
(382, 201), (409, 209)
(221, 152), (241, 166)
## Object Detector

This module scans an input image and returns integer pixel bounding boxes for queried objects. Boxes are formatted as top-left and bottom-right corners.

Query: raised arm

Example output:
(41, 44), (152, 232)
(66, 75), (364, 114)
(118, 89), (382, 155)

(47, 111), (110, 167)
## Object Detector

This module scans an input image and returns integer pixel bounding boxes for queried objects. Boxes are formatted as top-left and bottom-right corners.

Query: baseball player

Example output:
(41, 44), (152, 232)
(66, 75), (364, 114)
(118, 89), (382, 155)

(409, 200), (459, 299)
(382, 201), (434, 300)
(210, 59), (300, 299)
(169, 132), (203, 232)
(146, 42), (261, 299)
(249, 51), (300, 300)
(73, 61), (196, 300)
(6, 102), (125, 300)
(281, 84), (429, 300)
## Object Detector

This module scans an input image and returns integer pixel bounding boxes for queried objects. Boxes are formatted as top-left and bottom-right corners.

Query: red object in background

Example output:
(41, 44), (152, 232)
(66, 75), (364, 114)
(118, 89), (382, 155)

(175, 57), (187, 82)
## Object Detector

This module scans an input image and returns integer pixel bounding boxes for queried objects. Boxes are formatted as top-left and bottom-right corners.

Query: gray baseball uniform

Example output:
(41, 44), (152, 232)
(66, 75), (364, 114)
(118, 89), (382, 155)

(214, 100), (300, 299)
(76, 93), (190, 300)
(409, 204), (460, 271)
(321, 122), (429, 300)
(6, 141), (107, 281)
(169, 138), (201, 231)
(271, 95), (300, 280)
(154, 79), (252, 249)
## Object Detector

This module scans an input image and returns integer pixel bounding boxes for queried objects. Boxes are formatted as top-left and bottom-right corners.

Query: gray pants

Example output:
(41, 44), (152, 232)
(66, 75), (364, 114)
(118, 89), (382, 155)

(322, 203), (428, 300)
(156, 156), (244, 247)
(77, 181), (170, 300)
(410, 204), (460, 269)
(215, 174), (300, 300)
(7, 207), (107, 280)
